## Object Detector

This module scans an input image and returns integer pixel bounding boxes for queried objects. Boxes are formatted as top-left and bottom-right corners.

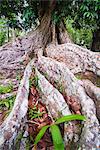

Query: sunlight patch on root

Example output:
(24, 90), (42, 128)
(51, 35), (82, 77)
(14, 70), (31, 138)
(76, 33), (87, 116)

(34, 56), (100, 149)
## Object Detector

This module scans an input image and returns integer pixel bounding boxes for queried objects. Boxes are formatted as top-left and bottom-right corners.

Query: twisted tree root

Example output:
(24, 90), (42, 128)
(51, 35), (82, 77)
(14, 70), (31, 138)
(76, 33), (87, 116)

(46, 43), (100, 75)
(34, 55), (100, 149)
(82, 79), (100, 121)
(35, 69), (80, 146)
(0, 44), (99, 149)
(0, 61), (32, 149)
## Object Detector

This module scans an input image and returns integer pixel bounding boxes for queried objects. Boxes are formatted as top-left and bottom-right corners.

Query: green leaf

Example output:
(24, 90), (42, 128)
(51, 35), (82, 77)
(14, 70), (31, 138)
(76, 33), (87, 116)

(34, 125), (50, 145)
(50, 125), (64, 150)
(55, 115), (86, 124)
(4, 101), (9, 108)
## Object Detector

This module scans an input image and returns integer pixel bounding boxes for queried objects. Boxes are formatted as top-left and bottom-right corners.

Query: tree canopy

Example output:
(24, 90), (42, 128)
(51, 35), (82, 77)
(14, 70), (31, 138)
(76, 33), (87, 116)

(0, 0), (99, 31)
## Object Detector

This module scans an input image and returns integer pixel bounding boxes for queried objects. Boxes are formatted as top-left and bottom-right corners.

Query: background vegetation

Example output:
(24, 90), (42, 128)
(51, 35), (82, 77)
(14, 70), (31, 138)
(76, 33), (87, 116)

(0, 17), (93, 49)
(0, 0), (99, 50)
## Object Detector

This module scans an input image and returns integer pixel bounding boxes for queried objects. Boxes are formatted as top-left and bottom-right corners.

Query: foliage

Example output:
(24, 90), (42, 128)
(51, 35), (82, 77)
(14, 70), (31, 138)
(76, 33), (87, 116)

(0, 19), (7, 45)
(0, 31), (6, 46)
(0, 0), (99, 32)
(28, 106), (45, 120)
(65, 18), (92, 49)
(0, 95), (16, 110)
(0, 0), (24, 29)
(54, 0), (100, 31)
(73, 0), (100, 30)
(0, 82), (15, 113)
(34, 114), (86, 149)
(0, 84), (13, 94)
(21, 4), (38, 30)
(50, 125), (64, 150)
(0, 1), (99, 49)
(29, 75), (40, 89)
(0, 0), (38, 30)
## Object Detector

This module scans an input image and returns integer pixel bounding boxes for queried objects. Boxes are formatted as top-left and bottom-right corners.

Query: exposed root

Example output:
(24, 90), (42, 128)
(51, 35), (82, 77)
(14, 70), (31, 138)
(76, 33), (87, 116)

(35, 69), (77, 146)
(0, 91), (17, 100)
(35, 69), (71, 118)
(0, 61), (32, 149)
(46, 43), (100, 75)
(0, 37), (100, 149)
(0, 58), (82, 149)
(82, 79), (100, 121)
(0, 79), (19, 87)
(34, 56), (100, 149)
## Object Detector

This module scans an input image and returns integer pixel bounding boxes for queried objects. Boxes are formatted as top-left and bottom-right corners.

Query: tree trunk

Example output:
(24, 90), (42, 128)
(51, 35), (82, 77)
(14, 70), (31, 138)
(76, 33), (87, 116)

(0, 2), (100, 149)
(56, 21), (73, 44)
(7, 25), (9, 42)
(12, 28), (16, 44)
(0, 6), (53, 79)
(91, 29), (100, 52)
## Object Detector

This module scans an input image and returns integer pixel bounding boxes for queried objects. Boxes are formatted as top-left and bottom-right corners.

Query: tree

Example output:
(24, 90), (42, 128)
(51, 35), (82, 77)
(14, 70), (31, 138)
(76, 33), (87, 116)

(0, 0), (100, 149)
(0, 0), (99, 50)
(70, 0), (100, 51)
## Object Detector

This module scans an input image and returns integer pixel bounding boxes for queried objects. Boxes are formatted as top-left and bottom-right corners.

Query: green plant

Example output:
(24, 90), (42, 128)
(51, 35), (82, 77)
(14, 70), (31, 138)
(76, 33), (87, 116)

(16, 73), (22, 81)
(75, 74), (82, 80)
(0, 84), (13, 94)
(0, 95), (16, 110)
(28, 106), (45, 120)
(15, 131), (24, 150)
(0, 31), (6, 46)
(0, 95), (16, 120)
(34, 114), (86, 150)
(65, 18), (92, 49)
(0, 19), (7, 46)
(29, 75), (39, 88)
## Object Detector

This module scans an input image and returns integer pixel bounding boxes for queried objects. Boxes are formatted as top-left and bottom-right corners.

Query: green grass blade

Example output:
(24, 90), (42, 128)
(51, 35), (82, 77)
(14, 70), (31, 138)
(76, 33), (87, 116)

(50, 125), (64, 150)
(55, 115), (86, 124)
(34, 125), (50, 145)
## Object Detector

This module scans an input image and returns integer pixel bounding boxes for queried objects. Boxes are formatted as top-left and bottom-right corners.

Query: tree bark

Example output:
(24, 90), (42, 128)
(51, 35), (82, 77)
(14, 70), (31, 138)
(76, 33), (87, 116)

(56, 21), (73, 44)
(91, 29), (100, 52)
(0, 6), (53, 79)
(46, 43), (100, 75)
(34, 56), (100, 149)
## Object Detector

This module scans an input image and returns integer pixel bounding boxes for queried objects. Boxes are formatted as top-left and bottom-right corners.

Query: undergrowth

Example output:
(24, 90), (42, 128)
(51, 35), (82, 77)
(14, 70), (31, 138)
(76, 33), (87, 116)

(0, 84), (13, 94)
